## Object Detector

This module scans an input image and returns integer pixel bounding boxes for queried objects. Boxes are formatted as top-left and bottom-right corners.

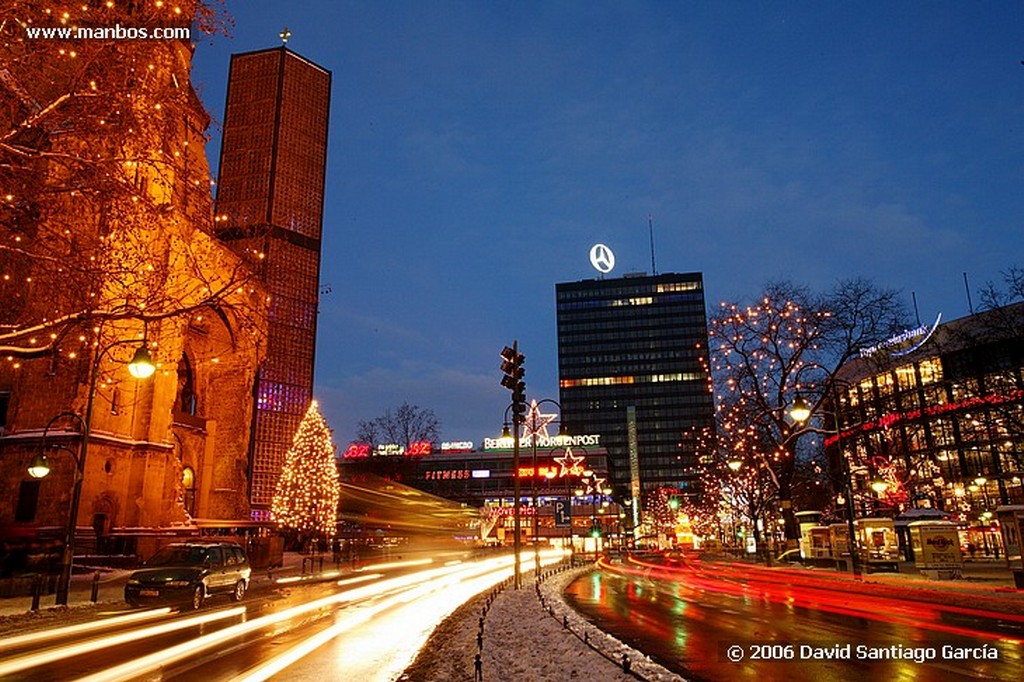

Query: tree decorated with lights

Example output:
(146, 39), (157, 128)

(0, 1), (264, 368)
(272, 401), (341, 544)
(644, 487), (681, 536)
(708, 279), (906, 543)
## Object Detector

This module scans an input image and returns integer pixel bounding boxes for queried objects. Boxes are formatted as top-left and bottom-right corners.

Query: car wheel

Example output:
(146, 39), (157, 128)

(230, 580), (247, 602)
(190, 585), (205, 610)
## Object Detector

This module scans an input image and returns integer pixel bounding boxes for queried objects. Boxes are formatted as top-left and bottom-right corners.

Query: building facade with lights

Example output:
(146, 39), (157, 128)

(339, 436), (625, 546)
(0, 4), (268, 561)
(825, 302), (1024, 525)
(213, 46), (332, 519)
(555, 272), (715, 506)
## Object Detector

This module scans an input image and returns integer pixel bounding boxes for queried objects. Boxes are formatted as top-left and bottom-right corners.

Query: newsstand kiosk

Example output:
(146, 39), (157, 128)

(996, 505), (1024, 589)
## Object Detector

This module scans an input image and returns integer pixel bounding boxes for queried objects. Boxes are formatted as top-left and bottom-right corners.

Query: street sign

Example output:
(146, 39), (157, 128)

(554, 498), (572, 528)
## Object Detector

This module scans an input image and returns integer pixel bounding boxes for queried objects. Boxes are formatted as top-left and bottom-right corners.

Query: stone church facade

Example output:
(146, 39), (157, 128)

(0, 2), (267, 554)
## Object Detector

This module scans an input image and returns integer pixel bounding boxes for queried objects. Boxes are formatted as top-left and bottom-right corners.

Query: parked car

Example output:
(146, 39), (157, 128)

(125, 542), (251, 609)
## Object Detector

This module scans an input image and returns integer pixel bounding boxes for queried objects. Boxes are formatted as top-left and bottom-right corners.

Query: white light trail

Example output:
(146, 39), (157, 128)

(0, 607), (244, 678)
(0, 607), (172, 652)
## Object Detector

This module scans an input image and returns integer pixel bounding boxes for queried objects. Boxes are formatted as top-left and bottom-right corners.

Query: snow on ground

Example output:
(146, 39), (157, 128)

(400, 564), (685, 682)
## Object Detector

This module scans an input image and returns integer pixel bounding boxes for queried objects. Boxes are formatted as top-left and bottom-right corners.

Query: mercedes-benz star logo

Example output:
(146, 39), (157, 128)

(589, 243), (615, 274)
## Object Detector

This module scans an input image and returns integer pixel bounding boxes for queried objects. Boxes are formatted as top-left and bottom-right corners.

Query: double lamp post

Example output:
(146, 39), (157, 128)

(28, 335), (155, 605)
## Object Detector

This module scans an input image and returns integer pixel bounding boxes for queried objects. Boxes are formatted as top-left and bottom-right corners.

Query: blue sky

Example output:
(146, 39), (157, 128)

(190, 1), (1024, 447)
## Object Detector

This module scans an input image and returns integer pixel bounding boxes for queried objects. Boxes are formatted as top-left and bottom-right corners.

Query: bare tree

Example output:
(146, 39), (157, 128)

(0, 2), (260, 362)
(708, 278), (908, 543)
(356, 403), (441, 451)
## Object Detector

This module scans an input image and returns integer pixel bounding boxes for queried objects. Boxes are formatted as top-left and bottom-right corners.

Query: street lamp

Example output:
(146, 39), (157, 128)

(523, 398), (564, 578)
(31, 337), (154, 605)
(790, 385), (862, 580)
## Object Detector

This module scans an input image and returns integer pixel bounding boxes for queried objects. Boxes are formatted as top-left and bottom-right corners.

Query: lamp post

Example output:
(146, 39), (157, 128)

(523, 398), (563, 577)
(790, 382), (862, 580)
(30, 337), (155, 605)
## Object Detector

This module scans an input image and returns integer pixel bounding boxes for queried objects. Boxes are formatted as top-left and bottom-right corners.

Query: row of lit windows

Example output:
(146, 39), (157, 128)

(557, 291), (704, 311)
(556, 280), (702, 301)
(845, 358), (943, 405)
(560, 372), (702, 389)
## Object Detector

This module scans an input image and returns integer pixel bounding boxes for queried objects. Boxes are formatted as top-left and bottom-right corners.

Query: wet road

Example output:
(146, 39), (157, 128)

(564, 555), (1024, 682)
(0, 551), (567, 681)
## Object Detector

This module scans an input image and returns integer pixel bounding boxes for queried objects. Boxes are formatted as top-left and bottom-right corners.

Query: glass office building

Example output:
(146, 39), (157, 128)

(556, 272), (714, 504)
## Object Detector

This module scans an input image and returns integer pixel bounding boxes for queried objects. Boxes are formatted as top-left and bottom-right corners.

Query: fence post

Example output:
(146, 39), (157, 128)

(90, 571), (101, 602)
(31, 575), (42, 611)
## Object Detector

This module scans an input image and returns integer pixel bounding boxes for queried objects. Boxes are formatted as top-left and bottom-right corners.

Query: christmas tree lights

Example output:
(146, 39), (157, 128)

(271, 401), (342, 542)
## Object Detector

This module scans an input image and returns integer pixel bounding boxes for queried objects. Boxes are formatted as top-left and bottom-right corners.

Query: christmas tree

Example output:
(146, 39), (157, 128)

(271, 401), (341, 543)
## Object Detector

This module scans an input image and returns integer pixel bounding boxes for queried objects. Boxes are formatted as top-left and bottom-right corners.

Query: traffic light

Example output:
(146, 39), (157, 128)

(668, 496), (680, 511)
(590, 525), (601, 539)
(499, 343), (526, 414)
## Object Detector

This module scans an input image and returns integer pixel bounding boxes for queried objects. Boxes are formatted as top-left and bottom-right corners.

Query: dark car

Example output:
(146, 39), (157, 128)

(125, 542), (251, 609)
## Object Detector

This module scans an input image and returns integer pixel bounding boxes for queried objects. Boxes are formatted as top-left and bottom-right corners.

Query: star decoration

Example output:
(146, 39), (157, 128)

(553, 447), (586, 477)
(522, 400), (558, 439)
(586, 476), (607, 496)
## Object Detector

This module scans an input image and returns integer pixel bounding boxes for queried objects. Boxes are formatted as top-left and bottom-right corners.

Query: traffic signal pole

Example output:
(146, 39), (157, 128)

(500, 342), (526, 589)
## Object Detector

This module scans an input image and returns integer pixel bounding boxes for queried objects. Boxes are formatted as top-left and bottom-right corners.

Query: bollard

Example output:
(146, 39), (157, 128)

(31, 575), (42, 611)
(90, 571), (101, 602)
(563, 614), (568, 629)
(584, 632), (589, 645)
(622, 654), (631, 673)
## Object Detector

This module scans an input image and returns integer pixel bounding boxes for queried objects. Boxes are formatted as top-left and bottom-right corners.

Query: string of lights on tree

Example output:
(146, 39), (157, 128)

(1, 1), (266, 380)
(271, 401), (341, 542)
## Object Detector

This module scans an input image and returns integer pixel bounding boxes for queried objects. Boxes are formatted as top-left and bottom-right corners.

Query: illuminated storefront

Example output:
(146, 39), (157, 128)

(339, 436), (626, 546)
(826, 303), (1024, 536)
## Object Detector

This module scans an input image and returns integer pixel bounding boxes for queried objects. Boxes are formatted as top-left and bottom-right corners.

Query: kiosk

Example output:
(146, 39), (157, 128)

(996, 505), (1024, 589)
(854, 518), (900, 573)
(908, 520), (962, 580)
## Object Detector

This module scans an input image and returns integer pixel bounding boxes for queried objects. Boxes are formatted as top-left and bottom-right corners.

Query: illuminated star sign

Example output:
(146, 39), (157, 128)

(553, 448), (587, 477)
(587, 477), (607, 496)
(522, 400), (558, 439)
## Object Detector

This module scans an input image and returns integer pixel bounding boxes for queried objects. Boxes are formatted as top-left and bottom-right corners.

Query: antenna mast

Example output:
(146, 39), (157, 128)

(648, 214), (657, 275)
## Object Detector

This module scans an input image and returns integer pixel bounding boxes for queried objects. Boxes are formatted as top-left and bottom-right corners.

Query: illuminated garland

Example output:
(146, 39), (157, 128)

(271, 401), (341, 540)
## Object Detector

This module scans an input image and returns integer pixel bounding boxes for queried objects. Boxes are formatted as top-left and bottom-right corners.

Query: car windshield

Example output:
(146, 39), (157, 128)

(145, 546), (209, 567)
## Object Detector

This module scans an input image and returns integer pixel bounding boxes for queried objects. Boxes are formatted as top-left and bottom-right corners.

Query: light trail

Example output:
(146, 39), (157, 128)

(73, 552), (567, 682)
(0, 607), (172, 652)
(0, 606), (245, 678)
(236, 549), (569, 682)
(609, 556), (1024, 645)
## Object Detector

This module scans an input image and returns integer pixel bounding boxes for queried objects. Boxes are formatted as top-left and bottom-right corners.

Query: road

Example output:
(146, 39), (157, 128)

(564, 553), (1024, 682)
(0, 551), (565, 681)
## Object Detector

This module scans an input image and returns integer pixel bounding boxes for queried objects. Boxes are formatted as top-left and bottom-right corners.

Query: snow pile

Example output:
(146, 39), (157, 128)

(400, 564), (685, 682)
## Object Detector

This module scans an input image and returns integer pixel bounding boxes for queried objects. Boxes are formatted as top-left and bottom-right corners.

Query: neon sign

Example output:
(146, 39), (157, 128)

(589, 243), (615, 274)
(482, 434), (601, 451)
(341, 441), (433, 458)
(424, 469), (471, 480)
(859, 314), (942, 358)
(441, 441), (474, 453)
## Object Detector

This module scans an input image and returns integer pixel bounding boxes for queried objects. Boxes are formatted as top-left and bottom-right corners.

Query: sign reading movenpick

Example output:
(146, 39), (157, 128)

(859, 313), (942, 359)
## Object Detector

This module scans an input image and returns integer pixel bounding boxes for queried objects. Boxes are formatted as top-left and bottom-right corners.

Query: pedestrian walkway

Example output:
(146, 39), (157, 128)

(0, 550), (322, 620)
(401, 562), (683, 682)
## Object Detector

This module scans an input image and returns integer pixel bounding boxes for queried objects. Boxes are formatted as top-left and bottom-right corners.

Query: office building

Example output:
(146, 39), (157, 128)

(214, 46), (332, 518)
(556, 272), (715, 505)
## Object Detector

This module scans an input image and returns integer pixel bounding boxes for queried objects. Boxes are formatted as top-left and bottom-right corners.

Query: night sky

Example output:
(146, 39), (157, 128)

(189, 1), (1024, 447)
